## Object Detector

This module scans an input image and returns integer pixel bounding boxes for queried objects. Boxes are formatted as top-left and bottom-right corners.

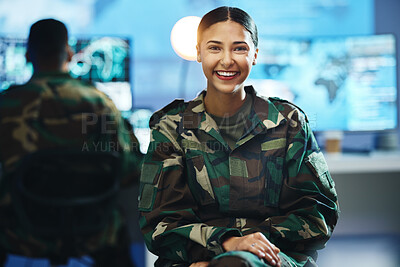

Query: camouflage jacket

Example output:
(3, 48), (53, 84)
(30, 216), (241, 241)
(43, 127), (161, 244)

(139, 86), (339, 266)
(0, 72), (143, 257)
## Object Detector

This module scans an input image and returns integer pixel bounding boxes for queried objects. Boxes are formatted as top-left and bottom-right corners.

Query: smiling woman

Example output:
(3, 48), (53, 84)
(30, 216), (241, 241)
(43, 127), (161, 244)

(196, 19), (258, 117)
(138, 6), (339, 267)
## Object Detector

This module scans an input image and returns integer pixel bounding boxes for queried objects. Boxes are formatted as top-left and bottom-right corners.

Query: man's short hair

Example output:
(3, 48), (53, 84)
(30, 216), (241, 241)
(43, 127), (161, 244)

(27, 18), (68, 58)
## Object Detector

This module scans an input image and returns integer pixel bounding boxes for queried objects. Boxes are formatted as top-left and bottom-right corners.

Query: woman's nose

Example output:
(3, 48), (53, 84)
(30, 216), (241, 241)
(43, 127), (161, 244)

(220, 51), (234, 68)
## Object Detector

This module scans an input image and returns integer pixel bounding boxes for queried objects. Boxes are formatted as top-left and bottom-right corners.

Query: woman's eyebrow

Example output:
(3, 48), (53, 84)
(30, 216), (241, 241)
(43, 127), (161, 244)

(206, 40), (249, 45)
(206, 40), (222, 44)
(233, 41), (248, 45)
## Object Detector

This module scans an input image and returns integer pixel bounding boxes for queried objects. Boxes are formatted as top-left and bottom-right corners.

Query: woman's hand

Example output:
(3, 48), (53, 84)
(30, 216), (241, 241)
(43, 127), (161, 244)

(189, 261), (209, 267)
(222, 232), (281, 267)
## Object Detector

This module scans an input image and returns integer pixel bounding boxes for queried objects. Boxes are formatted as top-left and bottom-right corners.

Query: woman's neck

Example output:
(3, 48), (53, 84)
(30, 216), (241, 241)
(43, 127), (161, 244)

(204, 87), (246, 117)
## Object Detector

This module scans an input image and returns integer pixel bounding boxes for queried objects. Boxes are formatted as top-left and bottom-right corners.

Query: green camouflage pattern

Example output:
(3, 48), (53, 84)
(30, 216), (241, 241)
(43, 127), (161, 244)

(0, 72), (143, 257)
(138, 86), (339, 266)
(209, 250), (316, 267)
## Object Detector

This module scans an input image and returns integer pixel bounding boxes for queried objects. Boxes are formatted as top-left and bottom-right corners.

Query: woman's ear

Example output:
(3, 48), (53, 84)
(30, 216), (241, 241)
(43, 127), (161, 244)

(252, 48), (259, 66)
(196, 44), (201, 62)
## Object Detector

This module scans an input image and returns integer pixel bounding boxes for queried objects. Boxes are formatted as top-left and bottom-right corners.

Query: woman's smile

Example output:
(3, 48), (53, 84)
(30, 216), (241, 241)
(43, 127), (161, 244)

(196, 20), (258, 95)
(215, 70), (240, 80)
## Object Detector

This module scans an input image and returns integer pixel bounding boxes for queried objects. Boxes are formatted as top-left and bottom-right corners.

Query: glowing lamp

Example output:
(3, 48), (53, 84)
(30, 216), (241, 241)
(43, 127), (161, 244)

(170, 16), (201, 61)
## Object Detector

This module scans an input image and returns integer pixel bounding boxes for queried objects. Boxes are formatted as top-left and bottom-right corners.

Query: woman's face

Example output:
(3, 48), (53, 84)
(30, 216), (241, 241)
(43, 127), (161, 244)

(197, 20), (258, 95)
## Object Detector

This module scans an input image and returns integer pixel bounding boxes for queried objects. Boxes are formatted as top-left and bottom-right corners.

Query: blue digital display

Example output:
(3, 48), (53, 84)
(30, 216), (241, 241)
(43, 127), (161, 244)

(128, 108), (153, 154)
(0, 36), (33, 90)
(0, 36), (132, 111)
(249, 34), (398, 132)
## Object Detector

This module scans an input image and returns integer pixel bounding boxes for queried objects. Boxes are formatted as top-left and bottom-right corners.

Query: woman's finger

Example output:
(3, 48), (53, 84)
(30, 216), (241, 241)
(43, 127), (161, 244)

(189, 261), (209, 267)
(249, 242), (266, 259)
(249, 243), (278, 267)
(255, 232), (280, 252)
(253, 233), (281, 258)
(249, 239), (280, 266)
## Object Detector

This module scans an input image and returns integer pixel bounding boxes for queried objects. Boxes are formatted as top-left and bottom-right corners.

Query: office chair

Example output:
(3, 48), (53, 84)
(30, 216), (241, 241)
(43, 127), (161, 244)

(10, 150), (121, 265)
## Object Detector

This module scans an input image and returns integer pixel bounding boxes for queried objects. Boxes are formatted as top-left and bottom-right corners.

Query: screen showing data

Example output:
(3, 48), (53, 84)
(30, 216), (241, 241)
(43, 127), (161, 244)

(0, 37), (33, 90)
(0, 35), (132, 111)
(127, 108), (153, 154)
(249, 34), (398, 132)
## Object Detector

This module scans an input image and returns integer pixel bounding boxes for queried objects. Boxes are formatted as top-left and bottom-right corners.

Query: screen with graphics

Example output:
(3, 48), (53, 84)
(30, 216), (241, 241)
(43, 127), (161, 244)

(127, 108), (153, 154)
(0, 35), (132, 111)
(0, 36), (33, 90)
(249, 34), (398, 132)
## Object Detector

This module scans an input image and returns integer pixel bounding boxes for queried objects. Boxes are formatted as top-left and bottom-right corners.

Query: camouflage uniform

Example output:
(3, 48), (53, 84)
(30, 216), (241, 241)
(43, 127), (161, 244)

(139, 86), (339, 266)
(0, 72), (143, 259)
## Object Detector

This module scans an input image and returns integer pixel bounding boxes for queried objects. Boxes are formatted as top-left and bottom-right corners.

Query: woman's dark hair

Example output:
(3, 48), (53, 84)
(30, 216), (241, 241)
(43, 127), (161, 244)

(197, 6), (258, 48)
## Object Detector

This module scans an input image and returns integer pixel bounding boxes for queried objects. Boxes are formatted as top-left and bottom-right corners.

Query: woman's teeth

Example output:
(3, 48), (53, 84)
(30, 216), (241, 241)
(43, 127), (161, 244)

(216, 71), (237, 77)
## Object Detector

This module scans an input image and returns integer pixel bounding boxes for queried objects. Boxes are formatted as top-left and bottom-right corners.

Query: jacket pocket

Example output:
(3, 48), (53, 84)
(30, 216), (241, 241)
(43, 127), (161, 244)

(305, 151), (336, 197)
(264, 156), (284, 208)
(186, 154), (216, 206)
(138, 162), (162, 211)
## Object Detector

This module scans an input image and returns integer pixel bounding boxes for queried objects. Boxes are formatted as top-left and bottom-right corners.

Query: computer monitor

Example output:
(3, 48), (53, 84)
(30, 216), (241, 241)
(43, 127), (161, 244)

(0, 35), (132, 111)
(249, 34), (398, 132)
(128, 108), (153, 154)
(0, 36), (33, 90)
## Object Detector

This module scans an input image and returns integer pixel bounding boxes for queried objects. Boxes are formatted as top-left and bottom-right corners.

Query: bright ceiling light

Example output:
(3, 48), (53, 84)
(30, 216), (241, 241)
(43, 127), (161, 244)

(170, 16), (201, 61)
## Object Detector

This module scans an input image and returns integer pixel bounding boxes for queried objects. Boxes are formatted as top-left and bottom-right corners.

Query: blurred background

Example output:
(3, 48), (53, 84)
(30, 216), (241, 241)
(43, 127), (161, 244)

(0, 0), (399, 266)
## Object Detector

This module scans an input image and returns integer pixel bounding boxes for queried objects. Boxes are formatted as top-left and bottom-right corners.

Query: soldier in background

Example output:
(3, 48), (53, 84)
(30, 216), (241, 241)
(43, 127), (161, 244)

(138, 6), (339, 267)
(0, 19), (142, 266)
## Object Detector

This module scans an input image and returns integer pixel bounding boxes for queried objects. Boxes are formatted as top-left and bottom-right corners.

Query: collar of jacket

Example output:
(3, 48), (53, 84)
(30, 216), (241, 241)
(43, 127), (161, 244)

(182, 85), (287, 134)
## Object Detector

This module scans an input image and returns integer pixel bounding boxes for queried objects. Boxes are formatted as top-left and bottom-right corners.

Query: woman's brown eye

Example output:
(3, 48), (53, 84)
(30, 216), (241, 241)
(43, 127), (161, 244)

(234, 47), (248, 51)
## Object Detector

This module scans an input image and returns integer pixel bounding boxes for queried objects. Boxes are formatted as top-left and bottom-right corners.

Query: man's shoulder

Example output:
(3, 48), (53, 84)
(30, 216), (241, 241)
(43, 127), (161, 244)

(1, 82), (40, 94)
(64, 76), (97, 88)
(40, 75), (111, 101)
(2, 75), (95, 95)
(46, 75), (96, 89)
(0, 83), (44, 106)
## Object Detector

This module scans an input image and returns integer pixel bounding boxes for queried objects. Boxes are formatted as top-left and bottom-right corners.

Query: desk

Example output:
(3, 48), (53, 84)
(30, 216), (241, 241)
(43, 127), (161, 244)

(325, 151), (400, 174)
(324, 151), (400, 236)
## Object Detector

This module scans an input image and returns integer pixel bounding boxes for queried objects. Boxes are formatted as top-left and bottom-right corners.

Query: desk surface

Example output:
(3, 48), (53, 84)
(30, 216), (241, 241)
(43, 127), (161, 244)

(324, 150), (400, 174)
